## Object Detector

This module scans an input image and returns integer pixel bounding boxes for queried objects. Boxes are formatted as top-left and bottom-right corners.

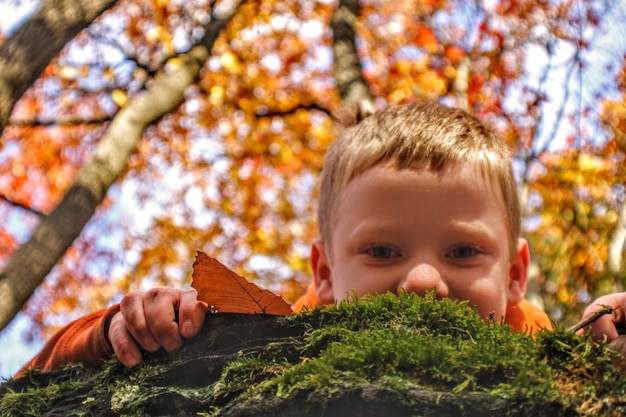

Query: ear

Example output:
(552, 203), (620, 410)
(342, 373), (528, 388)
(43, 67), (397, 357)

(507, 238), (530, 306)
(310, 239), (335, 304)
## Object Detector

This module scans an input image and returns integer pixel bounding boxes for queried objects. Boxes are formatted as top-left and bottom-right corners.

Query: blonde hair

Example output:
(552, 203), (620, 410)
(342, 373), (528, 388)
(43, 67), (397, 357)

(318, 101), (520, 258)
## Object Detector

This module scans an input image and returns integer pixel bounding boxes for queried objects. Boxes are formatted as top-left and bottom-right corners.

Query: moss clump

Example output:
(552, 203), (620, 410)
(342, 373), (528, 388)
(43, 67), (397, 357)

(212, 292), (626, 416)
(2, 292), (626, 416)
(0, 377), (83, 416)
(0, 365), (94, 416)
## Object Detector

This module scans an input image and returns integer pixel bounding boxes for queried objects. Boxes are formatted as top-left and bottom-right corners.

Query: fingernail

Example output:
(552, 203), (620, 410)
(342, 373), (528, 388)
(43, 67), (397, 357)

(182, 320), (193, 337)
(165, 339), (182, 353)
(127, 351), (141, 367)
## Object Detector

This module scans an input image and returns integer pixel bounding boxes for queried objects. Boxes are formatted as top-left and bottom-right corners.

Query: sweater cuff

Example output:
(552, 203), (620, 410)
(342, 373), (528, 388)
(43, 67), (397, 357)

(95, 303), (121, 360)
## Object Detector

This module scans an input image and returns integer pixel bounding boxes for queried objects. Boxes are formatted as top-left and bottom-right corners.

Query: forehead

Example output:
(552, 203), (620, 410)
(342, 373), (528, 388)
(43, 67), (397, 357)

(332, 163), (508, 230)
(345, 162), (503, 198)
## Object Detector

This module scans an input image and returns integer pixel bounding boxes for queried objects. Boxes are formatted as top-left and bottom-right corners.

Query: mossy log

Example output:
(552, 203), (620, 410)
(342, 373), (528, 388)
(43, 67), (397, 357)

(2, 293), (626, 416)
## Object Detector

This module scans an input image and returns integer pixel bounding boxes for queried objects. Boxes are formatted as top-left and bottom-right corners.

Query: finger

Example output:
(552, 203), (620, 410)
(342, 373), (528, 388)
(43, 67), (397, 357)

(582, 295), (626, 342)
(120, 291), (160, 353)
(608, 335), (626, 373)
(588, 314), (620, 342)
(143, 287), (182, 353)
(178, 288), (208, 338)
(108, 312), (143, 367)
(615, 301), (626, 327)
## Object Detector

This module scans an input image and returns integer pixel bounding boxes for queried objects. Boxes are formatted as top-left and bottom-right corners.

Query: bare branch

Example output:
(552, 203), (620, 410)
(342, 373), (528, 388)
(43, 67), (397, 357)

(0, 196), (45, 218)
(8, 115), (112, 127)
(0, 0), (120, 136)
(331, 0), (375, 118)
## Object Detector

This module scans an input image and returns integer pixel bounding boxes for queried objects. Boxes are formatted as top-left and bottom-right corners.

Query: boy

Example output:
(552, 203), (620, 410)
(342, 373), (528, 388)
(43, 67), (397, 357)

(17, 101), (624, 373)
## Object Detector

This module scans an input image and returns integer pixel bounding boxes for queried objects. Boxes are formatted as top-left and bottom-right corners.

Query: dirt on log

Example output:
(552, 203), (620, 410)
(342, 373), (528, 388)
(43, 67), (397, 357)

(2, 293), (626, 416)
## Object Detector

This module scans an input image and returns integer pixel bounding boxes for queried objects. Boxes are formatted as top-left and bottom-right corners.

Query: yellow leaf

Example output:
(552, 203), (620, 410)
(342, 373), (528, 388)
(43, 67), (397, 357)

(557, 285), (572, 304)
(415, 71), (447, 96)
(577, 153), (608, 173)
(210, 85), (225, 106)
(221, 51), (242, 75)
(280, 146), (293, 163)
(111, 89), (128, 107)
(52, 297), (76, 313)
(104, 67), (115, 81)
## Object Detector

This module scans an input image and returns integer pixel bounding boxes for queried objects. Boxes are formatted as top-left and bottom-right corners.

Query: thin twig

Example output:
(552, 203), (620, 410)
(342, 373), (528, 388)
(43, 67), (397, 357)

(568, 305), (615, 333)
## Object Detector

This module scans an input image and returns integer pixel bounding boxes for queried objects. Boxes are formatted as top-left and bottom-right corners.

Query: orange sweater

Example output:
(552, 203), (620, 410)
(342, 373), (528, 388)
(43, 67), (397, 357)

(18, 304), (120, 376)
(18, 287), (552, 376)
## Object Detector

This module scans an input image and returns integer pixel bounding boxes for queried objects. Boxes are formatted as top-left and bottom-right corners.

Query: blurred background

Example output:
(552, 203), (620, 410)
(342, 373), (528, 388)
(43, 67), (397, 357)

(1, 0), (625, 377)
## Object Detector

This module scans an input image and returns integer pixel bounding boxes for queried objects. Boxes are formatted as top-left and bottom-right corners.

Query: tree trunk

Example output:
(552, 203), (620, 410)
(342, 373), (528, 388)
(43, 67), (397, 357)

(331, 0), (376, 118)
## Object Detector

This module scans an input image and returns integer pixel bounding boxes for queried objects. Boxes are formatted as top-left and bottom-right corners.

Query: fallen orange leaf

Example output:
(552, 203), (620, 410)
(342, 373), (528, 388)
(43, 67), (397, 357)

(191, 251), (293, 315)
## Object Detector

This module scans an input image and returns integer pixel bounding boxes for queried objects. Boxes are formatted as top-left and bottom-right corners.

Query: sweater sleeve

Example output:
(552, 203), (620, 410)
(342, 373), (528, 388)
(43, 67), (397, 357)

(16, 304), (121, 377)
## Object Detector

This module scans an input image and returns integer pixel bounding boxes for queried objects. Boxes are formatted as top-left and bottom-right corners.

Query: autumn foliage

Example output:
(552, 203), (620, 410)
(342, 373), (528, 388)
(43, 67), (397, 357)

(0, 0), (625, 341)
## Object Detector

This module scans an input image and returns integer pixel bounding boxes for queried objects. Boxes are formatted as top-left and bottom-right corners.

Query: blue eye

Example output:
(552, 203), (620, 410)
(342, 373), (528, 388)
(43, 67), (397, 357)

(448, 246), (478, 258)
(367, 246), (399, 258)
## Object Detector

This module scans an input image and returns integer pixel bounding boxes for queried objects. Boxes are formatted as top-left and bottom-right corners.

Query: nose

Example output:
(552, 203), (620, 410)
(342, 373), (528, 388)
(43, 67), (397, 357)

(399, 263), (449, 298)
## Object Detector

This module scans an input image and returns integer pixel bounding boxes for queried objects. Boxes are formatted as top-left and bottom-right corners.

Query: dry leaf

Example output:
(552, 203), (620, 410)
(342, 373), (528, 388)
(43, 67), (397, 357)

(191, 251), (293, 315)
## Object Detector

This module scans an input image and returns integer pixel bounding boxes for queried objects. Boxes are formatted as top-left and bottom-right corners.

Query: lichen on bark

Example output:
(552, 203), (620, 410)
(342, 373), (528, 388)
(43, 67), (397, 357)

(2, 292), (626, 416)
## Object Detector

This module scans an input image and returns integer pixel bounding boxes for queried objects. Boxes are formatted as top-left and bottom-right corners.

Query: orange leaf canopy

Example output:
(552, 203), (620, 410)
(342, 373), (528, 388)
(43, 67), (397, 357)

(191, 251), (294, 315)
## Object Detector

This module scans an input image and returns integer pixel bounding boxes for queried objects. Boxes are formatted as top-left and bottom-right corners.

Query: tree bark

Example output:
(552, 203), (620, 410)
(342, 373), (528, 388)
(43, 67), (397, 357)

(0, 1), (243, 331)
(0, 0), (119, 135)
(609, 200), (626, 283)
(331, 0), (376, 118)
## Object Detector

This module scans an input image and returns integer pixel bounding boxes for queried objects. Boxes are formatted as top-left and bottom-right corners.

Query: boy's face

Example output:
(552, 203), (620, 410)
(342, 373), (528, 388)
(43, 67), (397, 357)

(311, 163), (529, 321)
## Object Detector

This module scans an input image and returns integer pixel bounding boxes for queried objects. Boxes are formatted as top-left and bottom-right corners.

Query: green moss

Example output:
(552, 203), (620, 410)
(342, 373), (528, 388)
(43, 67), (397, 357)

(0, 371), (84, 416)
(3, 292), (626, 416)
(213, 292), (626, 415)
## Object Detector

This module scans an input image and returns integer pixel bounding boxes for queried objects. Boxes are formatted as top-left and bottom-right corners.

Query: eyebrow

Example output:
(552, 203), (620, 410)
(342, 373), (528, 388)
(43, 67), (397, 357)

(443, 221), (499, 241)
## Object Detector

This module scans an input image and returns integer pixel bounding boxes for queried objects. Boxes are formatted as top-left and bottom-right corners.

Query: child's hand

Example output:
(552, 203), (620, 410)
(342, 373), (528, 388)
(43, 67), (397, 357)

(581, 293), (626, 342)
(580, 293), (626, 372)
(107, 288), (208, 367)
